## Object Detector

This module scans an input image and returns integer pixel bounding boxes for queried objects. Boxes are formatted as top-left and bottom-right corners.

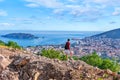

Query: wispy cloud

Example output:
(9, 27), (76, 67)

(85, 0), (109, 4)
(26, 3), (40, 8)
(10, 17), (34, 25)
(53, 8), (65, 14)
(112, 7), (120, 16)
(85, 0), (120, 6)
(109, 21), (116, 24)
(0, 23), (15, 26)
(68, 0), (78, 2)
(24, 0), (120, 22)
(0, 10), (7, 16)
(53, 4), (103, 21)
(25, 0), (63, 8)
(11, 17), (31, 21)
(10, 16), (45, 25)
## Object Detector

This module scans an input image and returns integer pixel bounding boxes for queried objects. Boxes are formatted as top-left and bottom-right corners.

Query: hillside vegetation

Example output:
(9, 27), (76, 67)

(0, 40), (22, 49)
(80, 52), (120, 72)
(40, 49), (120, 72)
(41, 49), (67, 61)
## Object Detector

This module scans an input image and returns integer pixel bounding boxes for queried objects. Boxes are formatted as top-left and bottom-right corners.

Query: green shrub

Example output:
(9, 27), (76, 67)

(72, 56), (79, 60)
(100, 59), (120, 72)
(58, 54), (67, 61)
(80, 52), (120, 72)
(80, 52), (103, 67)
(41, 49), (67, 60)
(0, 40), (22, 49)
(6, 41), (22, 49)
(0, 40), (5, 46)
(41, 49), (60, 59)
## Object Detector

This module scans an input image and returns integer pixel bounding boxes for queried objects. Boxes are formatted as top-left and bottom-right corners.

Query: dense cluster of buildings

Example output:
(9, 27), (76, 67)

(74, 38), (120, 59)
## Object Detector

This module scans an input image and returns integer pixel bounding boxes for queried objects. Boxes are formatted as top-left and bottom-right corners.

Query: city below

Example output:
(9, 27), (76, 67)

(25, 28), (120, 62)
(25, 37), (120, 62)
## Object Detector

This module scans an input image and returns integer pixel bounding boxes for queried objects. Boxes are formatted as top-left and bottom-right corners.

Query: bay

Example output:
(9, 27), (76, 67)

(0, 30), (101, 47)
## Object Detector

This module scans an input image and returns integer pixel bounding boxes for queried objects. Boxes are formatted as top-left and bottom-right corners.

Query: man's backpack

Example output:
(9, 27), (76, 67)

(64, 42), (68, 49)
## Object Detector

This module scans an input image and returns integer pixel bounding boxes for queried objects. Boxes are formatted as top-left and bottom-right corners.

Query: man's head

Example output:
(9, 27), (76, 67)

(67, 39), (70, 41)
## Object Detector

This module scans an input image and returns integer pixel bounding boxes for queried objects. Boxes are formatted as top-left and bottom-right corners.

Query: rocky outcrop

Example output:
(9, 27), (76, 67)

(7, 55), (120, 80)
(0, 48), (120, 80)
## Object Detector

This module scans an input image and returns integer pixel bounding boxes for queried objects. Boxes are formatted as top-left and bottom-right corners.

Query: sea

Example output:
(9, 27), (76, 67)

(0, 30), (102, 47)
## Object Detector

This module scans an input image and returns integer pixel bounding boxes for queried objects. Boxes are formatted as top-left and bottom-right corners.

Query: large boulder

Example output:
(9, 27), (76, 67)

(0, 54), (10, 72)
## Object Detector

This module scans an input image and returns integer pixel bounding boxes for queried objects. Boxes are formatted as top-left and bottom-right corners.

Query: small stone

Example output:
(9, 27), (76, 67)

(104, 69), (112, 75)
(34, 71), (40, 80)
(13, 56), (30, 68)
(78, 65), (82, 70)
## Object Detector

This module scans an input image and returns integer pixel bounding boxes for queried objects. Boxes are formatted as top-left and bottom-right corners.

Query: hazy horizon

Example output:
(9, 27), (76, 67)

(0, 29), (104, 32)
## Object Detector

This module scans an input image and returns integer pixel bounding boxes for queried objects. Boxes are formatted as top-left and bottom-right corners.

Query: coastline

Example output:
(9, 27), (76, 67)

(0, 31), (101, 47)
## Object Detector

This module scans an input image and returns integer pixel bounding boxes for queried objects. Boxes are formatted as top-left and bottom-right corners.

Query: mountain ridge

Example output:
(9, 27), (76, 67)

(90, 28), (120, 39)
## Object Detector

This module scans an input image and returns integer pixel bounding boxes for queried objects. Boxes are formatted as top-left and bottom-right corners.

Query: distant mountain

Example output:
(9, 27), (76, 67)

(1, 33), (39, 39)
(90, 28), (120, 39)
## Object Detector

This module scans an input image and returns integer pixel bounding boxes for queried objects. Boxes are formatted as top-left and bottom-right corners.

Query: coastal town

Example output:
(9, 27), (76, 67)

(24, 37), (120, 62)
(79, 38), (120, 58)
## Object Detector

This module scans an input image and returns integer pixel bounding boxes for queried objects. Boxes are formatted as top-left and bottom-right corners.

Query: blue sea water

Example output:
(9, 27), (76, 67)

(0, 30), (101, 47)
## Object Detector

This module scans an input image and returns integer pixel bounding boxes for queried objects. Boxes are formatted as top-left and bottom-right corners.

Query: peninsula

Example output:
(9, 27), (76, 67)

(91, 28), (120, 39)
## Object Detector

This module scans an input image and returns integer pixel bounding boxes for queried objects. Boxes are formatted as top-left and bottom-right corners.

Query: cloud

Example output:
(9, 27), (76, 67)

(52, 1), (107, 22)
(53, 9), (65, 14)
(67, 5), (101, 16)
(25, 0), (63, 8)
(26, 3), (40, 8)
(85, 0), (120, 6)
(112, 7), (120, 16)
(53, 4), (103, 21)
(10, 16), (44, 24)
(86, 0), (109, 4)
(0, 10), (7, 16)
(109, 21), (116, 24)
(10, 17), (33, 21)
(24, 0), (120, 22)
(68, 0), (78, 2)
(0, 23), (15, 26)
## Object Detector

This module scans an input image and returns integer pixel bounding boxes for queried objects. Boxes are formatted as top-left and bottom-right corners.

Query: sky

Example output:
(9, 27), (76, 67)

(0, 0), (120, 31)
